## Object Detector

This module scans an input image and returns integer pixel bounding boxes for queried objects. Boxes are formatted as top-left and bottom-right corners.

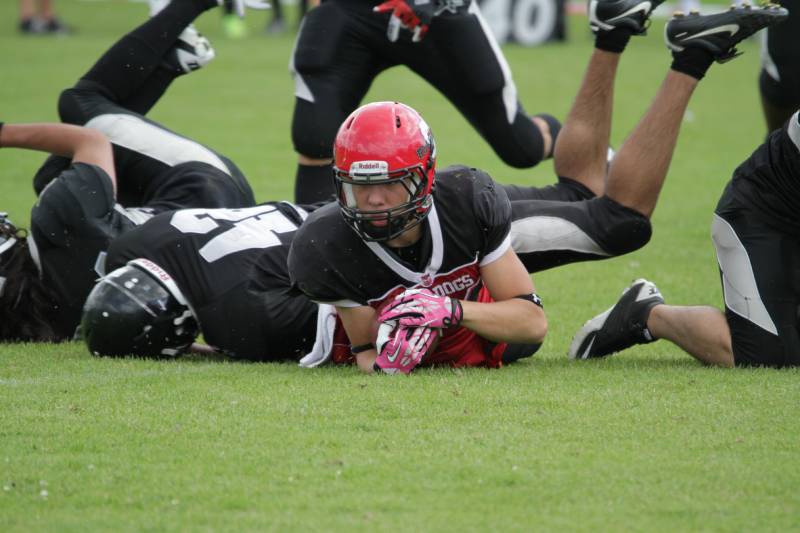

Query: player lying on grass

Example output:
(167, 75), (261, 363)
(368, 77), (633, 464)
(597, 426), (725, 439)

(287, 2), (788, 374)
(569, 108), (800, 368)
(0, 0), (267, 343)
(79, 202), (334, 362)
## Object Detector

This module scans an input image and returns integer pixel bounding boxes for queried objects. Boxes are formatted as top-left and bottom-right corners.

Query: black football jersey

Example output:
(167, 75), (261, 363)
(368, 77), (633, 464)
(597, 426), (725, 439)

(29, 163), (141, 340)
(289, 165), (512, 367)
(106, 202), (319, 360)
(730, 115), (800, 233)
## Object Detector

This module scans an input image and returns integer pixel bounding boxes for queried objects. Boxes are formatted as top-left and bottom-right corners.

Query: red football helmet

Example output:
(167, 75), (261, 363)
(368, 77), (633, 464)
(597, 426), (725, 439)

(333, 101), (437, 242)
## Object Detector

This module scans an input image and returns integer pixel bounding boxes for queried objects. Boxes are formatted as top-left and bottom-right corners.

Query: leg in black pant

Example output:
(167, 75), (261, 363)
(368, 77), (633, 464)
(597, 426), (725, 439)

(35, 0), (218, 194)
(76, 0), (217, 115)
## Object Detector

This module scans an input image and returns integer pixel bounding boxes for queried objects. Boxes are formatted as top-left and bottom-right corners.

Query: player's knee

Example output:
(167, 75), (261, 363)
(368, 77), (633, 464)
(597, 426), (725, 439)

(596, 196), (653, 256)
(33, 155), (71, 195)
(728, 311), (800, 368)
(501, 341), (543, 364)
(491, 112), (547, 168)
(291, 99), (339, 159)
(57, 88), (83, 125)
(759, 68), (800, 109)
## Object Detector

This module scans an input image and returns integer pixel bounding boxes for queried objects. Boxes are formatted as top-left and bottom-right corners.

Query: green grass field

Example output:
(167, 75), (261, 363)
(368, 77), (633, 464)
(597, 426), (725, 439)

(1, 1), (798, 530)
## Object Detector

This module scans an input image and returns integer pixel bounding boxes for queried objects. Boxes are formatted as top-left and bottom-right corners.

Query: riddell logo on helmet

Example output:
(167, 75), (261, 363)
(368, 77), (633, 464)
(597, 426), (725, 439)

(132, 258), (173, 283)
(351, 161), (389, 176)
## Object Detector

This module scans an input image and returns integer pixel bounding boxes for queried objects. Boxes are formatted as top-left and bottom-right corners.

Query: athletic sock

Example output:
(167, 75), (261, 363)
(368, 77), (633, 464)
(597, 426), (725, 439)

(670, 47), (715, 81)
(594, 28), (632, 54)
(295, 163), (335, 204)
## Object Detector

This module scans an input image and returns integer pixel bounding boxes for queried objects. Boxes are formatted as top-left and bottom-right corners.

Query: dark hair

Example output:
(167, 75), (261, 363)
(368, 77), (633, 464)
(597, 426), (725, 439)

(0, 222), (60, 342)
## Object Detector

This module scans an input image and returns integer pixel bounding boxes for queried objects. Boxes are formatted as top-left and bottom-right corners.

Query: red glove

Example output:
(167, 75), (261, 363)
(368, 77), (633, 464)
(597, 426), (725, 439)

(374, 0), (438, 42)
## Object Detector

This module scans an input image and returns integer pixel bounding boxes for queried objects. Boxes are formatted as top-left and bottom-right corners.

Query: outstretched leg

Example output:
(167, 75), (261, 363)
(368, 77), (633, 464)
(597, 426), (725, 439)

(553, 0), (670, 197)
(553, 49), (620, 198)
(604, 70), (697, 218)
(70, 0), (218, 118)
(33, 0), (219, 195)
(608, 4), (789, 218)
(647, 304), (734, 366)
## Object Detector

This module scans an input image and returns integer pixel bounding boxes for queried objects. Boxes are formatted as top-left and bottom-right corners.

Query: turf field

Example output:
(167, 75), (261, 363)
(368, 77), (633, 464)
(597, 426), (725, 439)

(1, 1), (798, 530)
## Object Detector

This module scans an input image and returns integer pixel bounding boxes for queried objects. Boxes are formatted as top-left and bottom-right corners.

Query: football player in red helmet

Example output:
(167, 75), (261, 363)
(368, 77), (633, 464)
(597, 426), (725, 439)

(291, 101), (547, 373)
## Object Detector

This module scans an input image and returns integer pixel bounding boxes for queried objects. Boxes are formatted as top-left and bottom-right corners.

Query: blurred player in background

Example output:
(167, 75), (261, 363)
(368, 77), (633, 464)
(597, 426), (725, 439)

(0, 0), (268, 343)
(18, 0), (72, 34)
(288, 0), (562, 204)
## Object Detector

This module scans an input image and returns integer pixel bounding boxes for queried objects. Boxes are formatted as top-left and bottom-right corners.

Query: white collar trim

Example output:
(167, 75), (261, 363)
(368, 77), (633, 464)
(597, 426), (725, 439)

(365, 201), (443, 284)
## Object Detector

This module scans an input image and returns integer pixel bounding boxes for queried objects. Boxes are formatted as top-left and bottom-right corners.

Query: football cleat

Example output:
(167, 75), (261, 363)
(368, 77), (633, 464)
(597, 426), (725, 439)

(589, 0), (666, 34)
(665, 3), (789, 63)
(163, 25), (215, 74)
(221, 0), (271, 18)
(568, 278), (664, 360)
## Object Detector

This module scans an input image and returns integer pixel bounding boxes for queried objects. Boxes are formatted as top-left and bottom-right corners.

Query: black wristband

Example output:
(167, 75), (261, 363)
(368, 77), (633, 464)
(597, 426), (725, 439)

(351, 342), (375, 355)
(0, 122), (4, 147)
(449, 298), (463, 327)
(515, 292), (543, 309)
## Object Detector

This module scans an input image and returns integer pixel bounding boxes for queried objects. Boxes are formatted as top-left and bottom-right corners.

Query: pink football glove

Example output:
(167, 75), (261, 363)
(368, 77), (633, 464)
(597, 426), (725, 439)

(373, 0), (436, 42)
(374, 320), (438, 374)
(378, 288), (463, 329)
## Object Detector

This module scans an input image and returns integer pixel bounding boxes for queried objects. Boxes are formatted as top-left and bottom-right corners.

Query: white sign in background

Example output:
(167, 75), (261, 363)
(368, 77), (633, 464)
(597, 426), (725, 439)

(477, 0), (563, 45)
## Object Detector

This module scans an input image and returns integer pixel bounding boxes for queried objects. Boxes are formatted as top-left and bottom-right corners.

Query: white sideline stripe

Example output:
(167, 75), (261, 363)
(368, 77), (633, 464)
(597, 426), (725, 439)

(787, 111), (800, 153)
(510, 216), (609, 255)
(469, 0), (518, 124)
(0, 365), (217, 388)
(711, 213), (778, 335)
(85, 114), (232, 176)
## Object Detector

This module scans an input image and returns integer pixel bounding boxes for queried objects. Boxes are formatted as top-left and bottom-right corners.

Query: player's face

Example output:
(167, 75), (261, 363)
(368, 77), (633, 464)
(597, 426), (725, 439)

(350, 180), (411, 227)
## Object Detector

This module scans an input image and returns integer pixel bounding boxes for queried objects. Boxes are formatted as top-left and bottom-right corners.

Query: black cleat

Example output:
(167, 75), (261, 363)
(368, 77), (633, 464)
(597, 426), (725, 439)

(589, 0), (666, 34)
(665, 3), (789, 63)
(568, 278), (664, 360)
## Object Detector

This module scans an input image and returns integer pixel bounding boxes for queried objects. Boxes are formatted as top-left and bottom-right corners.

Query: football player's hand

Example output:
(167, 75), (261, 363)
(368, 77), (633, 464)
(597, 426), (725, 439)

(374, 321), (437, 374)
(378, 288), (463, 329)
(374, 0), (438, 42)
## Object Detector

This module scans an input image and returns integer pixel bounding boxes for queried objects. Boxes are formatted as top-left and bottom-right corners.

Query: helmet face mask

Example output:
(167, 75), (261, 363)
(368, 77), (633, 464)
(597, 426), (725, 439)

(81, 260), (199, 358)
(333, 102), (437, 243)
(335, 166), (433, 242)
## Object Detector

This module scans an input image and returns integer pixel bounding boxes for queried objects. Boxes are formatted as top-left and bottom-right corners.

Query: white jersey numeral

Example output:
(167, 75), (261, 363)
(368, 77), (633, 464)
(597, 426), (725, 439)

(169, 205), (299, 263)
